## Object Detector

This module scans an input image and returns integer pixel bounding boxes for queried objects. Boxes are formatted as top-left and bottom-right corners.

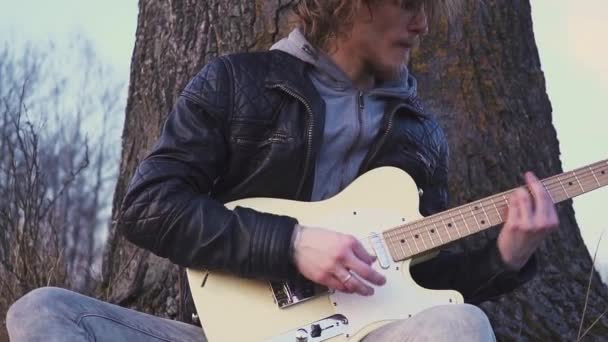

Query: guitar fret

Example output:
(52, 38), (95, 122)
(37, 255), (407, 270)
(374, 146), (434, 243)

(458, 207), (472, 234)
(502, 193), (511, 219)
(433, 221), (444, 244)
(461, 206), (481, 231)
(480, 203), (493, 227)
(386, 234), (397, 260)
(470, 204), (482, 231)
(558, 175), (570, 199)
(545, 180), (555, 203)
(397, 234), (407, 258)
(425, 226), (435, 248)
(492, 201), (503, 223)
(543, 175), (557, 202)
(395, 227), (408, 257)
(590, 166), (601, 187)
(406, 234), (415, 257)
(441, 216), (453, 241)
(411, 230), (421, 253)
(572, 170), (585, 193)
(417, 226), (428, 250)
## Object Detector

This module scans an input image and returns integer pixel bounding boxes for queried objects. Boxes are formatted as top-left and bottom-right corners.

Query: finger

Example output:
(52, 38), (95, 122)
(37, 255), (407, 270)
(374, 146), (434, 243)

(332, 268), (353, 292)
(525, 172), (560, 232)
(335, 268), (373, 296)
(351, 240), (377, 265)
(506, 190), (521, 228)
(324, 276), (349, 293)
(525, 172), (554, 220)
(516, 187), (534, 229)
(348, 275), (374, 296)
(345, 252), (386, 286)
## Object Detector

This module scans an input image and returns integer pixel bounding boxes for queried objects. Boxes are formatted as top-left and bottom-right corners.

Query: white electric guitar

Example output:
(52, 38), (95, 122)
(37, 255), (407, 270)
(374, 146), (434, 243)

(187, 159), (607, 341)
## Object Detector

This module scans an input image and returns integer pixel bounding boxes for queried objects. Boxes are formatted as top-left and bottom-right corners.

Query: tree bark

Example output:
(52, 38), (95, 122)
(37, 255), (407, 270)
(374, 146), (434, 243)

(102, 0), (608, 340)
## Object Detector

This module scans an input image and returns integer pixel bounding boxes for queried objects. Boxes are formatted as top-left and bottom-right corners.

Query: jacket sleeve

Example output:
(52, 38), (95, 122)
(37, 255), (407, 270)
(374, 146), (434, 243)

(117, 57), (298, 281)
(410, 127), (536, 304)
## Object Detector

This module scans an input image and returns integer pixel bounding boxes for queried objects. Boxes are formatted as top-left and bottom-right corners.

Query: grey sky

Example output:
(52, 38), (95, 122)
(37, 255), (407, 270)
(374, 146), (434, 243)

(532, 0), (608, 279)
(0, 0), (137, 76)
(1, 0), (606, 279)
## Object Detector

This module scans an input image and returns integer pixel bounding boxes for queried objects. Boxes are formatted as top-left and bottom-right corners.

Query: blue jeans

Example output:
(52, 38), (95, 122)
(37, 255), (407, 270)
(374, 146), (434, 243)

(6, 287), (496, 341)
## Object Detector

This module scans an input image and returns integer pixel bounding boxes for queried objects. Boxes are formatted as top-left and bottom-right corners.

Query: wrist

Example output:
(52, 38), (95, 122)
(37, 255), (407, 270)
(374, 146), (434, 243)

(496, 240), (528, 271)
(501, 255), (526, 272)
(289, 224), (303, 263)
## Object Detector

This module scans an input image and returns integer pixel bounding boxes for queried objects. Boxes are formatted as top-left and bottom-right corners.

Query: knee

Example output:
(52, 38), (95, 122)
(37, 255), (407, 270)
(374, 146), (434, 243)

(452, 304), (492, 327)
(450, 304), (490, 324)
(7, 287), (73, 329)
(433, 304), (494, 340)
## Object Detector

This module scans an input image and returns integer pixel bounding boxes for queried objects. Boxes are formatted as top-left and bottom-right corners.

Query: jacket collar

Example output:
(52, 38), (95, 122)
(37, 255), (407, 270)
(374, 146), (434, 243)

(265, 50), (430, 119)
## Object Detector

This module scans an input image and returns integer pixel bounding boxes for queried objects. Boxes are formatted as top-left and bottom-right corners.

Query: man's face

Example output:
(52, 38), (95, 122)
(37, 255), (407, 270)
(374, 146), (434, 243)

(348, 0), (429, 80)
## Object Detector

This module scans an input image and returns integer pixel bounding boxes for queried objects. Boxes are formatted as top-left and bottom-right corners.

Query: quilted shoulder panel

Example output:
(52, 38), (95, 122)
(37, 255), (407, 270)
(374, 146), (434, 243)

(222, 51), (305, 124)
(181, 57), (231, 121)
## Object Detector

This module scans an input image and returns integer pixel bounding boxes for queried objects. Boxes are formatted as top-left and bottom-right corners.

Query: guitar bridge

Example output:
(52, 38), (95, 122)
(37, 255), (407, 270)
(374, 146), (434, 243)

(270, 275), (328, 309)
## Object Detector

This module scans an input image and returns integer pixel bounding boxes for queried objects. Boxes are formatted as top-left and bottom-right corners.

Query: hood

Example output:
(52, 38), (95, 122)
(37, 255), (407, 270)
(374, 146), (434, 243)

(270, 28), (417, 100)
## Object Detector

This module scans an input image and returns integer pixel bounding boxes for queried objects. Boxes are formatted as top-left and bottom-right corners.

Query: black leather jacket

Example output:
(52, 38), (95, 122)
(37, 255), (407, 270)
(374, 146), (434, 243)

(118, 50), (535, 322)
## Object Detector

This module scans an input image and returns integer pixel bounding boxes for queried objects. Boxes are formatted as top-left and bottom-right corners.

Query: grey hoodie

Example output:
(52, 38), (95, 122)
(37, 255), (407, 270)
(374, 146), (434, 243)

(271, 28), (418, 201)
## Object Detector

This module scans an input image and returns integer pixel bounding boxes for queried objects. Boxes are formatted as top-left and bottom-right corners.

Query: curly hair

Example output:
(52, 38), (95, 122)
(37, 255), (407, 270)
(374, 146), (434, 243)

(292, 0), (459, 50)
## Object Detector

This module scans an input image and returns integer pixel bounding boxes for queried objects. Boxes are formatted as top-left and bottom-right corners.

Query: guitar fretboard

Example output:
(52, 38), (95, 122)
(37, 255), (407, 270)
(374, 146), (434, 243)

(382, 159), (608, 261)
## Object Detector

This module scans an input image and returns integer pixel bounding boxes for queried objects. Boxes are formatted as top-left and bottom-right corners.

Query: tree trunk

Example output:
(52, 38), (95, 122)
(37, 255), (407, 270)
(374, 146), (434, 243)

(412, 1), (608, 340)
(102, 0), (608, 340)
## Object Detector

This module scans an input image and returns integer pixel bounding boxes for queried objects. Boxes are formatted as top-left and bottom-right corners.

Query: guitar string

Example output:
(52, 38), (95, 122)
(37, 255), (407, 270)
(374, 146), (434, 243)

(385, 174), (606, 254)
(385, 161), (607, 239)
(392, 162), (603, 239)
(384, 166), (607, 257)
(381, 161), (607, 257)
(335, 161), (606, 258)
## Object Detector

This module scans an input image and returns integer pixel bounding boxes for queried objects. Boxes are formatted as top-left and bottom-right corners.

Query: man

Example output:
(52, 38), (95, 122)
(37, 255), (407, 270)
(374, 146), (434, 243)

(7, 1), (559, 341)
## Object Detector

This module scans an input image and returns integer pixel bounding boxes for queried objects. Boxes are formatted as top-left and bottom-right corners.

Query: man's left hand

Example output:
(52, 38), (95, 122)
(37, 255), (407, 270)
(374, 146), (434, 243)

(497, 171), (560, 271)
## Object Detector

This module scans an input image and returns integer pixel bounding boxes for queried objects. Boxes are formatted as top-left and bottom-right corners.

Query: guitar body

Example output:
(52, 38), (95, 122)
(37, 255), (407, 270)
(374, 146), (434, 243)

(187, 167), (463, 341)
(185, 158), (608, 340)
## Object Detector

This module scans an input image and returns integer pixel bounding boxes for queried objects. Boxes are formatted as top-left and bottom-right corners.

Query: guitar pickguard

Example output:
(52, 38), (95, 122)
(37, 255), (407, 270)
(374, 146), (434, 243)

(187, 167), (466, 341)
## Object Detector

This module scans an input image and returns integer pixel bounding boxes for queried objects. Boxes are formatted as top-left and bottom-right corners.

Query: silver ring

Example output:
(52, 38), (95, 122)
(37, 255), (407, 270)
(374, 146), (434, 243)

(341, 272), (353, 284)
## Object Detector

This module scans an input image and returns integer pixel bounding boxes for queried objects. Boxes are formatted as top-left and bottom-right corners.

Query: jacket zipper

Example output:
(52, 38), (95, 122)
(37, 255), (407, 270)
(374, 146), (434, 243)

(339, 91), (365, 189)
(358, 103), (406, 174)
(358, 91), (365, 110)
(234, 132), (288, 147)
(269, 84), (315, 199)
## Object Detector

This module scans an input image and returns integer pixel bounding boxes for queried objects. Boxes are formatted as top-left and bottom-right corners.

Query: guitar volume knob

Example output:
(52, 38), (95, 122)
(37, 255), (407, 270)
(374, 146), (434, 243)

(310, 324), (322, 337)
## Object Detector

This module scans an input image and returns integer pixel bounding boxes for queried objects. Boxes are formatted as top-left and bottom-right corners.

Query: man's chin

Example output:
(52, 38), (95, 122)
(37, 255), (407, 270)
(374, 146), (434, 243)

(375, 64), (405, 82)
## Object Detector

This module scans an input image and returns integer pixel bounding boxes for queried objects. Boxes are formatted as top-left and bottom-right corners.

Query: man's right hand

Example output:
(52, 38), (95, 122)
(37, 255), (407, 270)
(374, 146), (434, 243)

(291, 225), (387, 296)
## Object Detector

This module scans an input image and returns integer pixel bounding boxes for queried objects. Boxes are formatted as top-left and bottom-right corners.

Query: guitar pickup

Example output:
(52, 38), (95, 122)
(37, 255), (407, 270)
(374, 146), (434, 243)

(370, 232), (391, 269)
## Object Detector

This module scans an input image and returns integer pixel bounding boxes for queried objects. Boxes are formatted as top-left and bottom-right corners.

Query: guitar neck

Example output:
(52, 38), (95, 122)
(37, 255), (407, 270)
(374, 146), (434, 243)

(383, 159), (608, 261)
